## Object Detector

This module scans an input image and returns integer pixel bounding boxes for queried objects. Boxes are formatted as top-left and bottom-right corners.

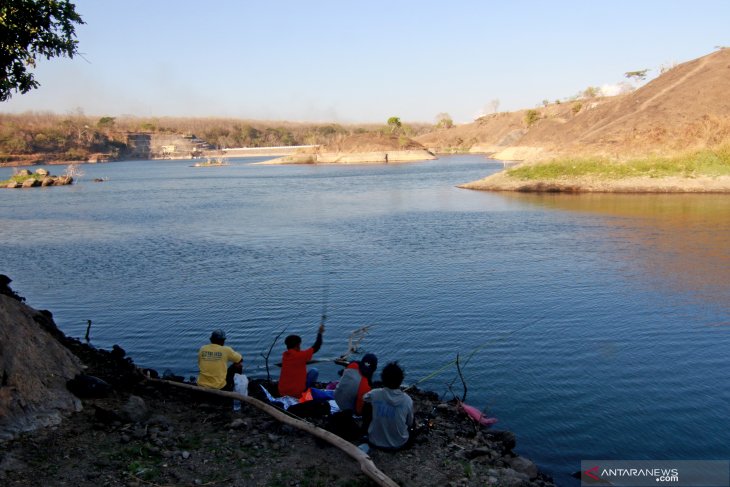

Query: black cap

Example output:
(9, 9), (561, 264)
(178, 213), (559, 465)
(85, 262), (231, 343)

(359, 353), (378, 378)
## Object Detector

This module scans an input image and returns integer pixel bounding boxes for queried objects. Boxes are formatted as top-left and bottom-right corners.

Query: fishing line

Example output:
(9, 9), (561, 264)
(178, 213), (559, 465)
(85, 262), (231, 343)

(407, 315), (548, 390)
(319, 249), (329, 328)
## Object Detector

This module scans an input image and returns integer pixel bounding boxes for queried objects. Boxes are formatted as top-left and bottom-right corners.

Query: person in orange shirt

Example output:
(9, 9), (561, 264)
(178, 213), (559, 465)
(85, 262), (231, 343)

(334, 353), (378, 415)
(278, 324), (324, 397)
(197, 329), (243, 391)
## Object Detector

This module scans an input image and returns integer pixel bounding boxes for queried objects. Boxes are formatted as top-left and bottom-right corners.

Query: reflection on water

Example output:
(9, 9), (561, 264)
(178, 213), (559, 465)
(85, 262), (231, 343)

(1, 157), (729, 486)
(503, 193), (730, 315)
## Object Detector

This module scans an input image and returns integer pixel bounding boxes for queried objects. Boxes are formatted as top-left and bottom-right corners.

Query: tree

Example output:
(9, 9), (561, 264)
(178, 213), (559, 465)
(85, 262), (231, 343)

(486, 99), (500, 114)
(582, 86), (599, 98)
(435, 112), (453, 129)
(387, 116), (402, 133)
(97, 116), (115, 130)
(624, 69), (649, 82)
(0, 0), (84, 101)
(524, 109), (540, 127)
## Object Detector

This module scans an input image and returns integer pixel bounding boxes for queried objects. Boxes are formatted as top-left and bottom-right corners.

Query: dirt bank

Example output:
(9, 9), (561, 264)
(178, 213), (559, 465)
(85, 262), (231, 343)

(0, 279), (555, 487)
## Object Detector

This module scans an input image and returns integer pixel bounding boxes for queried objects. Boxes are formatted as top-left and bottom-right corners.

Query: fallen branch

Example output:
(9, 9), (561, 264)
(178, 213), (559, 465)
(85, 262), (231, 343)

(146, 378), (399, 487)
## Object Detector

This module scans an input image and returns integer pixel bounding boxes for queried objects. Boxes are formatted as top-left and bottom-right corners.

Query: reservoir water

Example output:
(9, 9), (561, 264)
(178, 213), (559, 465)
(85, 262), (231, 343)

(1, 155), (728, 485)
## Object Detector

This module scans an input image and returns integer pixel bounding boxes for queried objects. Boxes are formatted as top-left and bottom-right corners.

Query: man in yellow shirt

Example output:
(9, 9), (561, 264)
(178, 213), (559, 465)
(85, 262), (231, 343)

(197, 329), (243, 390)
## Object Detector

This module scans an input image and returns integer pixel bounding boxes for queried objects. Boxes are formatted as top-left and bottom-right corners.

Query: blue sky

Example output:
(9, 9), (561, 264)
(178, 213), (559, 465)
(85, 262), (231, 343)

(3, 0), (729, 123)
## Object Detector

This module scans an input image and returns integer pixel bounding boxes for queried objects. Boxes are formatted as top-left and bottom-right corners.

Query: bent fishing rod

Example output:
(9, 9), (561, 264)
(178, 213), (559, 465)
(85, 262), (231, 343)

(406, 315), (548, 391)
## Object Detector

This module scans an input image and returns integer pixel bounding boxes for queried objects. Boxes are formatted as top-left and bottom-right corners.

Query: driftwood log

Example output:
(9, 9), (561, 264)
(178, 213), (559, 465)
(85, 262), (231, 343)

(146, 378), (399, 487)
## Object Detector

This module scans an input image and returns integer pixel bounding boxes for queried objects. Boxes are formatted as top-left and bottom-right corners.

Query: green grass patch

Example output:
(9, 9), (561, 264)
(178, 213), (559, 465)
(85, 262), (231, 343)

(0, 173), (45, 185)
(507, 147), (730, 181)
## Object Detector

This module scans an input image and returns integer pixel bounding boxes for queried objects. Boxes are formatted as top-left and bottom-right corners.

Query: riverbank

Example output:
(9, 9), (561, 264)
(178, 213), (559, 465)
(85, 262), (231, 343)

(0, 278), (555, 487)
(261, 149), (437, 165)
(461, 148), (730, 193)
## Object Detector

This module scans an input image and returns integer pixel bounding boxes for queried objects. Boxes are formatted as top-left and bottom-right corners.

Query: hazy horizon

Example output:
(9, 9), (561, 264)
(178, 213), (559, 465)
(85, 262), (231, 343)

(2, 0), (729, 124)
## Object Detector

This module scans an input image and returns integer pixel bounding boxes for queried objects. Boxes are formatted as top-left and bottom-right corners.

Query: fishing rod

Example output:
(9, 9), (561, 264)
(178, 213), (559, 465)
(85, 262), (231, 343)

(319, 249), (329, 329)
(406, 315), (548, 391)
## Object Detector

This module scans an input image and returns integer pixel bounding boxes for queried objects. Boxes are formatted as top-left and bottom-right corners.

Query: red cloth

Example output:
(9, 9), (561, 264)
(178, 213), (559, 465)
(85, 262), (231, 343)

(278, 347), (314, 397)
(349, 362), (372, 415)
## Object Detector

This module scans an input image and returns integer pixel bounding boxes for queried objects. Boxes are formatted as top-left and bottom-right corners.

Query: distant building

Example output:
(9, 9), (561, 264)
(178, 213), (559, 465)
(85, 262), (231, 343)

(125, 133), (210, 160)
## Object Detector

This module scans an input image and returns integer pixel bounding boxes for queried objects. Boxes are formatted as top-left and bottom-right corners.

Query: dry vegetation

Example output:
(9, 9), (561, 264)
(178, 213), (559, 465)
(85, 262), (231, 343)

(418, 49), (730, 162)
(0, 112), (435, 165)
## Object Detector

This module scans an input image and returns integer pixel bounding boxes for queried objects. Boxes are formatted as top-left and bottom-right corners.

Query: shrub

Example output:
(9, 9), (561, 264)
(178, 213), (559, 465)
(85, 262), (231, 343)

(524, 110), (540, 127)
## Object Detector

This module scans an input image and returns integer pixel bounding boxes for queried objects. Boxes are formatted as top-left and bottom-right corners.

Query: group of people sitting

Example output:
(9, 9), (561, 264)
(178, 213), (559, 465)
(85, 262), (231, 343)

(196, 325), (415, 451)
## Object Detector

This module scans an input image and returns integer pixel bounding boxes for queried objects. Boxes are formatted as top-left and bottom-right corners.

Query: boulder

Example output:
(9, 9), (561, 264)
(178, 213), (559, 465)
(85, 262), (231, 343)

(66, 374), (112, 398)
(34, 168), (49, 176)
(121, 395), (148, 423)
(6, 182), (20, 189)
(486, 430), (516, 453)
(16, 169), (31, 177)
(0, 292), (83, 441)
(21, 178), (39, 188)
(40, 177), (54, 187)
(507, 455), (539, 480)
(54, 176), (73, 186)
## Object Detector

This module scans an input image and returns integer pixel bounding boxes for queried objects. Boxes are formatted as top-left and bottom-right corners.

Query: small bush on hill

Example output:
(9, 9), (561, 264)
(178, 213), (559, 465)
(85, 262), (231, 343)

(524, 110), (540, 127)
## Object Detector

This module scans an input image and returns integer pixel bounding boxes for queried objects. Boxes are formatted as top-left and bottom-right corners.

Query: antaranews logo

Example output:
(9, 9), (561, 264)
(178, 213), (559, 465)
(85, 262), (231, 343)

(583, 466), (601, 481)
(580, 460), (729, 487)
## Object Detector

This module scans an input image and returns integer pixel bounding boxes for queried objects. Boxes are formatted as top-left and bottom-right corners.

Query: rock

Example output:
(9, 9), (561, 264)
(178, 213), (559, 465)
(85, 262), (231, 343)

(486, 430), (516, 453)
(130, 426), (146, 439)
(34, 168), (49, 176)
(499, 468), (530, 487)
(40, 177), (54, 187)
(229, 418), (247, 429)
(0, 293), (83, 440)
(22, 178), (39, 188)
(66, 374), (112, 398)
(93, 405), (123, 424)
(6, 182), (20, 188)
(53, 176), (73, 186)
(17, 169), (31, 176)
(110, 345), (126, 360)
(181, 450), (190, 459)
(121, 395), (148, 423)
(465, 446), (494, 459)
(507, 456), (539, 480)
(0, 453), (27, 474)
(147, 414), (172, 428)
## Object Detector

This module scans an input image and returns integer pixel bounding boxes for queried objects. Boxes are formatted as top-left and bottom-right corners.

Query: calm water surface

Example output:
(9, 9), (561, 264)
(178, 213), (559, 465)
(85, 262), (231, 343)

(1, 156), (728, 485)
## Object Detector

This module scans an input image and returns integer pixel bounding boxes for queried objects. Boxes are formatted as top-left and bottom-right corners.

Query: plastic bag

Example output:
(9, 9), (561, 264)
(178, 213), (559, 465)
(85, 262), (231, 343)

(232, 373), (249, 411)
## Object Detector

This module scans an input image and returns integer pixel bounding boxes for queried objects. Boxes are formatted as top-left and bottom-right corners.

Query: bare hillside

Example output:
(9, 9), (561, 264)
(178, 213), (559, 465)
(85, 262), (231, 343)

(418, 49), (730, 161)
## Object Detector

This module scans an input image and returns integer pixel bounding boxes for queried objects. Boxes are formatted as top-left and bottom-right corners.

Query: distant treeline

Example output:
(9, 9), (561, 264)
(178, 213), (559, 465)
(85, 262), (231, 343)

(0, 112), (434, 163)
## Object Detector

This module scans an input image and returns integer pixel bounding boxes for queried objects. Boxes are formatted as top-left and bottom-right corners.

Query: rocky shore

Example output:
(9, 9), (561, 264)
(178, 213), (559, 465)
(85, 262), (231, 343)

(2, 168), (73, 189)
(0, 277), (555, 486)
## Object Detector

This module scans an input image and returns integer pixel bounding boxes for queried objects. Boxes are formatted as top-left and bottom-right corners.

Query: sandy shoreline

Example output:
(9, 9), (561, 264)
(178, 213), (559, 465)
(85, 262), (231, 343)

(260, 149), (437, 165)
(460, 171), (730, 193)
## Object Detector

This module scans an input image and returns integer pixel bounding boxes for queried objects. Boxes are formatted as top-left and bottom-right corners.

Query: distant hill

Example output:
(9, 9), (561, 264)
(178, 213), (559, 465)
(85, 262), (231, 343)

(418, 49), (730, 161)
